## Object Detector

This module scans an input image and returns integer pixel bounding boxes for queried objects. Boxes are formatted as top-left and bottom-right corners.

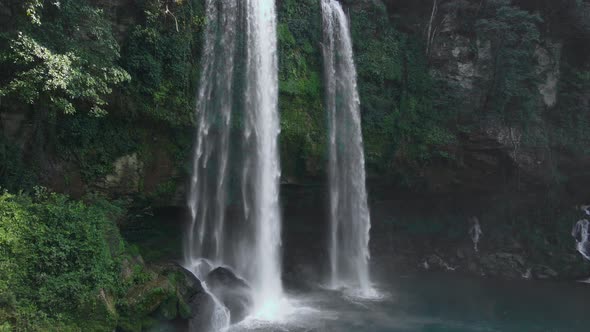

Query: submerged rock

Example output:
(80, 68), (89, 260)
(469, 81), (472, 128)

(205, 267), (253, 323)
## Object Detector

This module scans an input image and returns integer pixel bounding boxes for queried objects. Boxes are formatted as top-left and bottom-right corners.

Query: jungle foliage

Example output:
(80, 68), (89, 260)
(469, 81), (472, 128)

(121, 0), (205, 126)
(476, 0), (542, 127)
(0, 0), (590, 329)
(277, 0), (325, 179)
(2, 0), (588, 190)
(0, 189), (194, 331)
(276, 0), (455, 183)
(0, 0), (130, 117)
(0, 189), (125, 331)
(0, 0), (201, 192)
(350, 3), (455, 183)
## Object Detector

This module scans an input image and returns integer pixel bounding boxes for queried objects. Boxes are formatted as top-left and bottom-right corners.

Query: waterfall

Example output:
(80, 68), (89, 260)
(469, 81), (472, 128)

(242, 0), (284, 318)
(321, 0), (372, 294)
(572, 219), (590, 261)
(186, 0), (238, 268)
(469, 216), (483, 253)
(185, 0), (284, 323)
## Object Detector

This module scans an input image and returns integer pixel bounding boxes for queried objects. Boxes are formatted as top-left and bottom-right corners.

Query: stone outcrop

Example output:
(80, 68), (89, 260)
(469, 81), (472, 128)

(118, 262), (219, 332)
(205, 267), (253, 324)
(101, 153), (143, 194)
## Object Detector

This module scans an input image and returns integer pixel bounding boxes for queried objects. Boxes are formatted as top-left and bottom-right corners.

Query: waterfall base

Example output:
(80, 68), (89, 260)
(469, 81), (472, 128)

(185, 258), (293, 327)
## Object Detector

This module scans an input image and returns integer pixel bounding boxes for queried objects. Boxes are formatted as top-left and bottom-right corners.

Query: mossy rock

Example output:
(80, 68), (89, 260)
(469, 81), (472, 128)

(178, 298), (192, 320)
(118, 276), (175, 331)
(74, 290), (119, 331)
(155, 296), (179, 321)
(98, 289), (118, 319)
(117, 262), (217, 331)
(150, 263), (205, 302)
(124, 276), (175, 316)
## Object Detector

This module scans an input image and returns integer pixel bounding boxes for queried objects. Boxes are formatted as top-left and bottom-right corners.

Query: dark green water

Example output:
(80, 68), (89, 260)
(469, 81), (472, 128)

(226, 272), (589, 332)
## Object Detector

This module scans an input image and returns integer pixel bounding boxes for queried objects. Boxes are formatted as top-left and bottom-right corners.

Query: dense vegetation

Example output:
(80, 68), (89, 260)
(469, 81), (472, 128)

(1, 0), (590, 329)
(1, 0), (589, 190)
(276, 0), (590, 187)
(0, 0), (200, 194)
(0, 190), (124, 330)
(0, 189), (198, 331)
(0, 1), (203, 329)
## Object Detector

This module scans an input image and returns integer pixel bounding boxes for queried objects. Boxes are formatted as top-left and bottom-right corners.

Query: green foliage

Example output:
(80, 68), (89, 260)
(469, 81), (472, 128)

(275, 1), (457, 183)
(121, 0), (205, 126)
(55, 114), (139, 183)
(277, 0), (326, 179)
(0, 0), (199, 194)
(0, 136), (37, 192)
(0, 0), (130, 116)
(549, 65), (590, 154)
(351, 5), (455, 182)
(476, 0), (542, 126)
(0, 190), (125, 330)
(23, 0), (43, 25)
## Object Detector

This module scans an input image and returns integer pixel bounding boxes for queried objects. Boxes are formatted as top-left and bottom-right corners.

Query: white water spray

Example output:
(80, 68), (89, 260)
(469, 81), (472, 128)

(242, 0), (285, 317)
(185, 2), (238, 330)
(185, 0), (285, 324)
(321, 0), (373, 295)
(189, 282), (231, 332)
(572, 219), (590, 261)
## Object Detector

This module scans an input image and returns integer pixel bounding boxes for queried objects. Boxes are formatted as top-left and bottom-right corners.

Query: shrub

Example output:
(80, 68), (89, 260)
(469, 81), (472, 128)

(0, 190), (125, 330)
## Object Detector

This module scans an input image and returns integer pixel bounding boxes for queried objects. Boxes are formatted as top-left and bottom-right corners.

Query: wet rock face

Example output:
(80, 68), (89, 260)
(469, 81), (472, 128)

(205, 267), (253, 324)
(186, 289), (217, 332)
(192, 259), (214, 280)
(101, 153), (143, 194)
(149, 263), (217, 332)
(572, 219), (590, 261)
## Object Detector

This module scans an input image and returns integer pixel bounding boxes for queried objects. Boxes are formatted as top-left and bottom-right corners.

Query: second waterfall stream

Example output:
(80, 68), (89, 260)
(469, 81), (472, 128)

(321, 0), (374, 296)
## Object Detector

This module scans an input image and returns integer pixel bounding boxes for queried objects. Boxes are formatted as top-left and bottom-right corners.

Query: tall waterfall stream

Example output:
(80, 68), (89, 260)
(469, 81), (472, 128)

(185, 0), (285, 328)
(321, 0), (373, 296)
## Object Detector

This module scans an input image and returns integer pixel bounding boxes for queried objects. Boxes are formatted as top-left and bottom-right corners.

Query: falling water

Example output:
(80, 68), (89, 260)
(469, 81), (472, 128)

(241, 0), (284, 317)
(469, 216), (483, 253)
(185, 1), (238, 330)
(186, 0), (238, 268)
(321, 0), (372, 294)
(189, 282), (231, 332)
(185, 0), (284, 323)
(572, 219), (590, 261)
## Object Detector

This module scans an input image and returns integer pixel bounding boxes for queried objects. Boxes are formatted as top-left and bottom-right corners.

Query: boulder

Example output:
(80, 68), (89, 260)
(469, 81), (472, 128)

(126, 263), (219, 332)
(190, 259), (213, 280)
(205, 267), (253, 323)
(186, 286), (217, 332)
